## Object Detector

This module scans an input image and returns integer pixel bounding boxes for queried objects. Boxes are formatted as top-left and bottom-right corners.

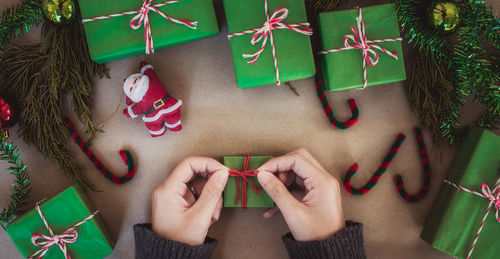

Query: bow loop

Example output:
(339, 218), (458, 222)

(480, 183), (500, 222)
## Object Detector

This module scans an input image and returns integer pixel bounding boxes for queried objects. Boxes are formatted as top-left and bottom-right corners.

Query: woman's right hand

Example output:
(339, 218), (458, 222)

(257, 148), (346, 242)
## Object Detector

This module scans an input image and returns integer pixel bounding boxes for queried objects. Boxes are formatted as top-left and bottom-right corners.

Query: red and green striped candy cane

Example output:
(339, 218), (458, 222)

(315, 68), (359, 129)
(394, 127), (431, 202)
(64, 117), (136, 184)
(344, 133), (406, 195)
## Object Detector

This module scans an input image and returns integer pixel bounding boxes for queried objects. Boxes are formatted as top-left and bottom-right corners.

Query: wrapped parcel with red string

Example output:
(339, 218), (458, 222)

(318, 4), (406, 91)
(5, 184), (114, 259)
(223, 155), (274, 208)
(79, 0), (219, 64)
(224, 0), (315, 88)
(421, 129), (500, 259)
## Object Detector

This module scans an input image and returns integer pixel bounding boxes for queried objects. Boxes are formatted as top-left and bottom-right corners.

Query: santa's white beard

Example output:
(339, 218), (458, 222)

(127, 75), (150, 103)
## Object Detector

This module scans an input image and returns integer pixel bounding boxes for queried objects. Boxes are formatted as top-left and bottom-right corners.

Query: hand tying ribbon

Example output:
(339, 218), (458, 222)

(228, 154), (261, 208)
(28, 201), (98, 259)
(82, 0), (197, 54)
(319, 7), (402, 88)
(444, 177), (500, 259)
(228, 0), (312, 85)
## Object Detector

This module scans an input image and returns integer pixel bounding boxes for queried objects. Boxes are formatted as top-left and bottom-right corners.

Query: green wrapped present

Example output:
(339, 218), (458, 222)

(79, 0), (219, 64)
(421, 129), (500, 259)
(224, 155), (274, 208)
(224, 0), (315, 88)
(318, 4), (406, 91)
(6, 184), (114, 259)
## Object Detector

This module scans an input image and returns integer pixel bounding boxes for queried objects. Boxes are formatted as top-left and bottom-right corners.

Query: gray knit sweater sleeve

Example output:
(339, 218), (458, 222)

(134, 221), (365, 259)
(133, 224), (217, 259)
(282, 221), (366, 259)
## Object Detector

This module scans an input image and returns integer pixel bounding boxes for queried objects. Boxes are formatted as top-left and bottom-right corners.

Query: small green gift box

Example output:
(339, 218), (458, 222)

(421, 129), (500, 259)
(318, 4), (406, 91)
(224, 155), (274, 208)
(6, 184), (114, 259)
(223, 0), (315, 88)
(79, 0), (219, 64)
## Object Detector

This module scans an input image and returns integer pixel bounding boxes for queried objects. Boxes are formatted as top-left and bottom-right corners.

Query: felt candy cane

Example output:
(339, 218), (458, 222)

(64, 117), (136, 184)
(314, 68), (359, 129)
(344, 133), (406, 195)
(394, 127), (431, 202)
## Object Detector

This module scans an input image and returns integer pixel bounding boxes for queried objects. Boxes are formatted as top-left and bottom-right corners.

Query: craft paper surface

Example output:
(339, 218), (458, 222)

(319, 3), (406, 91)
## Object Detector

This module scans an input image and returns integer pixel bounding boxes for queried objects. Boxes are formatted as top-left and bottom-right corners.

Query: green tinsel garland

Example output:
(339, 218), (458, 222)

(0, 140), (31, 228)
(395, 0), (499, 144)
(0, 0), (107, 189)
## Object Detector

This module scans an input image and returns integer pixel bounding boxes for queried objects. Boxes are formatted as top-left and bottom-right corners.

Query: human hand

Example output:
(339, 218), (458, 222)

(257, 148), (345, 242)
(152, 157), (229, 246)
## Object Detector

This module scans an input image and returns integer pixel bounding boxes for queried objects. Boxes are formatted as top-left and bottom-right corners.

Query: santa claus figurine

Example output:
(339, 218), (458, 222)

(123, 62), (182, 137)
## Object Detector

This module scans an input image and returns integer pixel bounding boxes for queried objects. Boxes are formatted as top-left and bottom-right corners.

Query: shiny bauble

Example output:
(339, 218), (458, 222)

(42, 0), (76, 25)
(0, 97), (15, 132)
(427, 1), (461, 33)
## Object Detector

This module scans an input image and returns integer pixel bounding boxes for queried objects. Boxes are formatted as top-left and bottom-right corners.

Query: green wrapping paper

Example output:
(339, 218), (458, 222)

(421, 129), (500, 259)
(5, 184), (114, 259)
(223, 0), (315, 88)
(79, 0), (219, 64)
(318, 4), (406, 91)
(224, 156), (274, 208)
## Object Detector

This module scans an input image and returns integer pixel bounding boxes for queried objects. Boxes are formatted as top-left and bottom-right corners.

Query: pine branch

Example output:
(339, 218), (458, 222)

(0, 0), (43, 53)
(0, 141), (31, 228)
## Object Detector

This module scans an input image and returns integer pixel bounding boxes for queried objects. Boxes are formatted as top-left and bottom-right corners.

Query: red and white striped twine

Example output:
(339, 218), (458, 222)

(28, 201), (98, 259)
(228, 0), (312, 85)
(444, 177), (500, 259)
(82, 0), (197, 54)
(319, 7), (402, 89)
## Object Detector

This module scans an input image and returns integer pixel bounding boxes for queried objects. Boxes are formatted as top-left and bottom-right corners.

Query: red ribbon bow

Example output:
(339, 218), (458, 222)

(28, 201), (98, 259)
(228, 154), (261, 208)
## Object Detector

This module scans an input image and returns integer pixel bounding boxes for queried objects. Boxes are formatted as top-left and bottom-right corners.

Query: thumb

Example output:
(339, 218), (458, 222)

(258, 171), (300, 216)
(190, 170), (228, 219)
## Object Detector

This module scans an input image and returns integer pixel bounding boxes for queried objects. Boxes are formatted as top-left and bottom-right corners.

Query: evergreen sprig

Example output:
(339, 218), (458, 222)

(0, 0), (43, 53)
(394, 0), (500, 144)
(0, 141), (31, 228)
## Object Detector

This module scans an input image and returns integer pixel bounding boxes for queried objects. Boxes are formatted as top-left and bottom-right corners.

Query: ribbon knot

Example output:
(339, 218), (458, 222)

(228, 154), (261, 208)
(228, 0), (312, 85)
(28, 201), (98, 259)
(480, 183), (500, 222)
(319, 7), (402, 89)
(82, 0), (198, 55)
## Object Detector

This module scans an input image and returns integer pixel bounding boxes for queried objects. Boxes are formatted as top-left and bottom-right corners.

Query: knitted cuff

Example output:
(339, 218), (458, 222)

(134, 224), (217, 259)
(282, 221), (366, 259)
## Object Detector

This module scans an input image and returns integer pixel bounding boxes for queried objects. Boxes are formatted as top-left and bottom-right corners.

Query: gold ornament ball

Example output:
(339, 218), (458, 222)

(427, 2), (461, 33)
(42, 0), (76, 24)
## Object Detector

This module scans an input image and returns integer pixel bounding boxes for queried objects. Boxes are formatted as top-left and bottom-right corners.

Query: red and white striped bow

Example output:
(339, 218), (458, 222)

(28, 202), (98, 259)
(320, 7), (402, 88)
(228, 0), (312, 85)
(82, 0), (197, 54)
(444, 178), (500, 259)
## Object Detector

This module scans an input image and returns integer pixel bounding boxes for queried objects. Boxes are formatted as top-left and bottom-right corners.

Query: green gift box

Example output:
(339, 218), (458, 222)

(421, 129), (500, 259)
(5, 184), (114, 259)
(79, 0), (219, 64)
(318, 4), (406, 91)
(224, 155), (274, 208)
(223, 0), (315, 88)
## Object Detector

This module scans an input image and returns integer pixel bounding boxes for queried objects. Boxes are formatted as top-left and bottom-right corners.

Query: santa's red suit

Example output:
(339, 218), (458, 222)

(123, 62), (182, 137)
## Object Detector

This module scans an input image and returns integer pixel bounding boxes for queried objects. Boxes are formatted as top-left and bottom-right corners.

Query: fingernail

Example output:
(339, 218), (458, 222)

(258, 171), (271, 184)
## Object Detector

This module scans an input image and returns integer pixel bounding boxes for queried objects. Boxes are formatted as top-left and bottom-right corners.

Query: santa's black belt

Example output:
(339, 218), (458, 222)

(144, 95), (170, 116)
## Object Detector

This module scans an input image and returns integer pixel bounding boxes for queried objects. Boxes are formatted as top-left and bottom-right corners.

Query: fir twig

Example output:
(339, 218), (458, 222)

(0, 141), (31, 228)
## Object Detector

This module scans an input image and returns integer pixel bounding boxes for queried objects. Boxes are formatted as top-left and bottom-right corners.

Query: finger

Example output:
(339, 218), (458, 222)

(263, 206), (280, 218)
(169, 157), (228, 185)
(190, 170), (229, 219)
(257, 171), (301, 215)
(258, 153), (325, 189)
(290, 148), (326, 171)
(211, 197), (223, 224)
